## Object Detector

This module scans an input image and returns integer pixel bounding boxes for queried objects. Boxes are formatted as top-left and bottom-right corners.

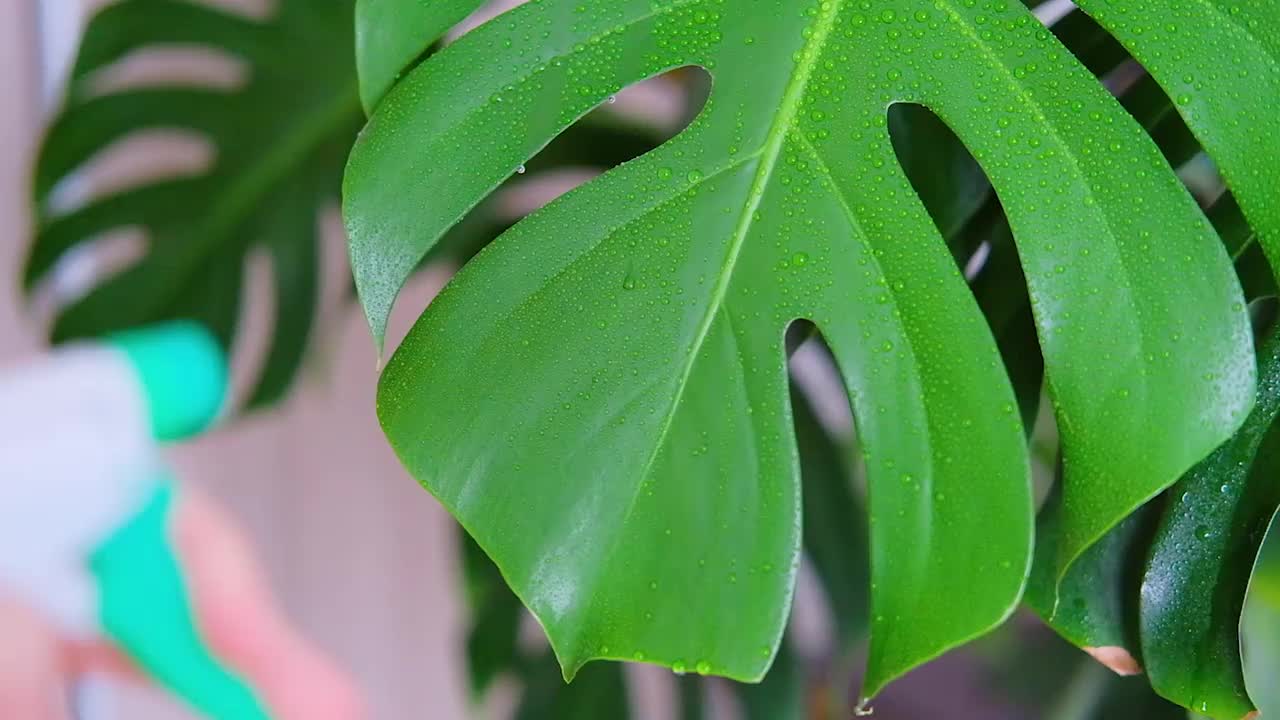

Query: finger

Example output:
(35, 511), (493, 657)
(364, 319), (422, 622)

(171, 486), (367, 720)
(60, 638), (147, 685)
(0, 594), (70, 720)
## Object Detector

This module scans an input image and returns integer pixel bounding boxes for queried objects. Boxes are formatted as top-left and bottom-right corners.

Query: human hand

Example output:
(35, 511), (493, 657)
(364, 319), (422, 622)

(0, 486), (366, 720)
(171, 485), (366, 720)
(0, 591), (142, 719)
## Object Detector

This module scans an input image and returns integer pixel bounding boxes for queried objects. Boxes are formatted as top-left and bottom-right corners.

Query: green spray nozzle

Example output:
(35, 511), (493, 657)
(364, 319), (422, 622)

(91, 478), (270, 720)
(92, 323), (269, 717)
(108, 321), (229, 442)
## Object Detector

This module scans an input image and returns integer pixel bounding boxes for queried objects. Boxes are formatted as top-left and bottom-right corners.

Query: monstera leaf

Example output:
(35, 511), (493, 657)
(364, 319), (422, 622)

(1037, 319), (1280, 720)
(345, 0), (1272, 704)
(1139, 325), (1280, 719)
(27, 0), (364, 406)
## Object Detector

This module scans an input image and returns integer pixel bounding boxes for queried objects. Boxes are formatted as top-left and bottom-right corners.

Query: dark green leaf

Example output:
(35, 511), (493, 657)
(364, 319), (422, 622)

(793, 383), (868, 646)
(732, 637), (804, 720)
(461, 531), (525, 697)
(514, 652), (630, 720)
(1027, 472), (1153, 673)
(1140, 329), (1280, 719)
(1047, 9), (1130, 78)
(677, 676), (705, 720)
(1243, 512), (1280, 718)
(28, 0), (364, 407)
(1210, 194), (1277, 304)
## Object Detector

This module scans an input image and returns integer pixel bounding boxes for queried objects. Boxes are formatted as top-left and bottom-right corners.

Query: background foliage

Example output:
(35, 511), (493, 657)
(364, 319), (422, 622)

(27, 0), (363, 407)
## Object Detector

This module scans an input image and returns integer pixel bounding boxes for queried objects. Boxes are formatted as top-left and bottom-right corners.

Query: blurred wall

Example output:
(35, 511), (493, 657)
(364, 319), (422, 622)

(1, 1), (40, 360)
(2, 3), (469, 718)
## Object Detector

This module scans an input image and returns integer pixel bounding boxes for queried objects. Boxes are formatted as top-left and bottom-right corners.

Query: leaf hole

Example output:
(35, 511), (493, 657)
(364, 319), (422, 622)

(888, 102), (1046, 435)
(173, 0), (277, 22)
(79, 46), (249, 98)
(1027, 0), (1079, 29)
(446, 0), (529, 44)
(788, 329), (871, 662)
(79, 0), (274, 19)
(430, 66), (710, 265)
(40, 130), (215, 218)
(25, 226), (146, 323)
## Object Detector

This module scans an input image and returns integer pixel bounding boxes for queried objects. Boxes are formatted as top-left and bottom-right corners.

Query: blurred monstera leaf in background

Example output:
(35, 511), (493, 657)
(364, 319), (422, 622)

(26, 0), (695, 408)
(26, 0), (364, 406)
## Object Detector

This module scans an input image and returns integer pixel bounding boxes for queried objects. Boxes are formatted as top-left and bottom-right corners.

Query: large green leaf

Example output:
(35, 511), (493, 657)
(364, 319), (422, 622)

(27, 0), (363, 406)
(1020, 32), (1277, 687)
(1027, 192), (1266, 669)
(346, 0), (1257, 700)
(1140, 328), (1280, 719)
(1027, 306), (1280, 718)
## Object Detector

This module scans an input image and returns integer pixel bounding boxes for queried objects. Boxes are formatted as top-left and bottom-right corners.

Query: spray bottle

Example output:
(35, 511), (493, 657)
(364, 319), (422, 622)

(0, 321), (269, 718)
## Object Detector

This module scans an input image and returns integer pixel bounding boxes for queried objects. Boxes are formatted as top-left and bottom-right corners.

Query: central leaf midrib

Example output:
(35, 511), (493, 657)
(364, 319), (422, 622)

(570, 0), (845, 664)
(641, 0), (844, 465)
